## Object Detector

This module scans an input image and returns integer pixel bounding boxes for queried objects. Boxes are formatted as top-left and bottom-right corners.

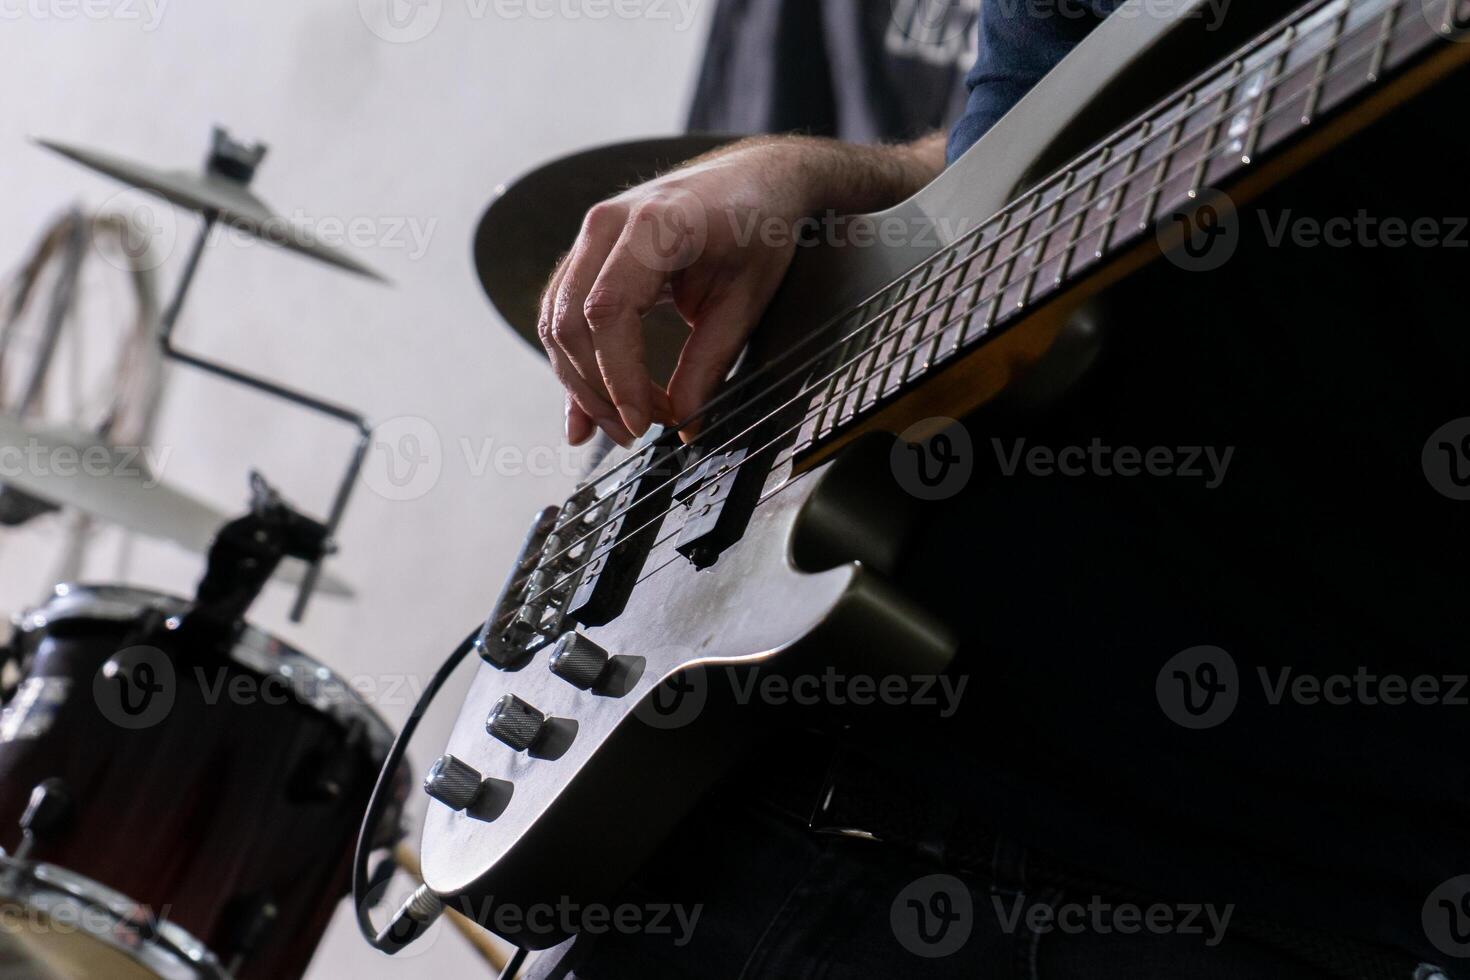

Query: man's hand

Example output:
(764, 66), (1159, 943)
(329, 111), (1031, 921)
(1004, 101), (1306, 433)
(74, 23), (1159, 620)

(538, 133), (947, 446)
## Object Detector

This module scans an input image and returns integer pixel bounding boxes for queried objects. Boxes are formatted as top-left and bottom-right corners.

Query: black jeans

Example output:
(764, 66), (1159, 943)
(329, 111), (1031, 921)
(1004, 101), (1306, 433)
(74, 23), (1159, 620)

(527, 774), (1436, 980)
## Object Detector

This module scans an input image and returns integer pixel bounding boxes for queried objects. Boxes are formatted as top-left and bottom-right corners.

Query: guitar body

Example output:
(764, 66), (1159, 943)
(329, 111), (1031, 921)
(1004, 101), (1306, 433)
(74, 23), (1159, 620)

(422, 439), (955, 948)
(422, 0), (1470, 952)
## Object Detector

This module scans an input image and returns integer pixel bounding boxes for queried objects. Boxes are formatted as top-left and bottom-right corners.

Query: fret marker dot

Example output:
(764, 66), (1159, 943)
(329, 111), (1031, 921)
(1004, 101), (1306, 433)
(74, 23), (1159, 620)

(1241, 155), (1251, 165)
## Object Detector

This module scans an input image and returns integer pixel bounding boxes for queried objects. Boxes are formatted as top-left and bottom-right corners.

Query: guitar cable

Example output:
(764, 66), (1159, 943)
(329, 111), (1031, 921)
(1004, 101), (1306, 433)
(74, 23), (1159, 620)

(352, 626), (479, 955)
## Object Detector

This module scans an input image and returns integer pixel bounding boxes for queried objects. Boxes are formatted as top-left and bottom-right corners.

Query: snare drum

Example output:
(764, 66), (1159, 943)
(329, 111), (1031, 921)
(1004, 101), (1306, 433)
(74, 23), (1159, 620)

(0, 584), (405, 979)
(0, 856), (227, 979)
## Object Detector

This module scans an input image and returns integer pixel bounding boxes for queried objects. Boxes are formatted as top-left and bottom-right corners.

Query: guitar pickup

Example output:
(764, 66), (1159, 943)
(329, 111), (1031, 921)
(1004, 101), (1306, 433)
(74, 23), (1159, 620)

(674, 448), (762, 569)
(564, 431), (684, 626)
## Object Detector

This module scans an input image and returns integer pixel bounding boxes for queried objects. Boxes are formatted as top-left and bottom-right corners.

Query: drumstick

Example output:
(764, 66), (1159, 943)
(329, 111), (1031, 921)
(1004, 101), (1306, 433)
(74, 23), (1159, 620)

(393, 842), (511, 974)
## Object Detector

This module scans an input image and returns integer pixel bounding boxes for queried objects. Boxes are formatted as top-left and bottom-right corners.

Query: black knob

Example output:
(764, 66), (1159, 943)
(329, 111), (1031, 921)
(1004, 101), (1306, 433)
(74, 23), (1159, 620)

(548, 632), (611, 690)
(486, 695), (546, 752)
(424, 755), (482, 811)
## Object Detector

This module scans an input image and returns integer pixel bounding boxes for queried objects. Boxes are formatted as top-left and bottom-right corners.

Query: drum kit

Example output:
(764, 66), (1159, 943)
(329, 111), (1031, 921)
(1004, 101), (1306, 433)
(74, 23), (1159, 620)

(0, 129), (411, 979)
(0, 126), (726, 978)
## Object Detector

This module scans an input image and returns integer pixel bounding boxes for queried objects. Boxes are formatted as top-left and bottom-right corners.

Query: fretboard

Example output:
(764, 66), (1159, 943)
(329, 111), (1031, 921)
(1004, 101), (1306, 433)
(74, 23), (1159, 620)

(791, 0), (1467, 456)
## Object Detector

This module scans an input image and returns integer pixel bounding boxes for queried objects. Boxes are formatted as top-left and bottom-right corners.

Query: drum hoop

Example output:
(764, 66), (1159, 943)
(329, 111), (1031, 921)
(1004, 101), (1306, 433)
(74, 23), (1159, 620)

(0, 855), (229, 979)
(13, 583), (395, 759)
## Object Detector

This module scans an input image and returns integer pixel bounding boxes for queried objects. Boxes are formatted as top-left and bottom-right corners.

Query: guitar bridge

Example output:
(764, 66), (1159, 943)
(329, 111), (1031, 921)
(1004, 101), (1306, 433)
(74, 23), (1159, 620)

(476, 488), (599, 666)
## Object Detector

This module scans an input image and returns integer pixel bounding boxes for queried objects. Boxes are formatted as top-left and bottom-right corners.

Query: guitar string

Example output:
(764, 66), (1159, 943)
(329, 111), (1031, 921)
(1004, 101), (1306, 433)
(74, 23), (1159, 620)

(512, 10), (1424, 620)
(531, 6), (1411, 592)
(549, 0), (1385, 529)
(559, 0), (1353, 496)
(521, 4), (1406, 591)
(527, 3), (1411, 593)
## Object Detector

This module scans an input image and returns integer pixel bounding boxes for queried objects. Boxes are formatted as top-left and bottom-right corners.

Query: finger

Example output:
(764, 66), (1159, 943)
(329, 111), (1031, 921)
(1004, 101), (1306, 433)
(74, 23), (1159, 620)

(583, 219), (678, 437)
(565, 394), (594, 446)
(543, 335), (635, 446)
(551, 205), (627, 414)
(543, 296), (635, 446)
(665, 288), (765, 439)
(648, 382), (675, 428)
(540, 260), (632, 443)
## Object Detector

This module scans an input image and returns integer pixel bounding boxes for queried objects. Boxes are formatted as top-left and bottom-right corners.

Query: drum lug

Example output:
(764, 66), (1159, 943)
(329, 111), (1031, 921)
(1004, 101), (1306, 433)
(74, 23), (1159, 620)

(7, 778), (72, 867)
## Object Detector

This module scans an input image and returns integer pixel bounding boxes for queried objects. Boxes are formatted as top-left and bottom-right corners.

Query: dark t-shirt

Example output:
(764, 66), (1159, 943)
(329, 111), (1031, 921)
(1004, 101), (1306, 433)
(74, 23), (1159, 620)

(948, 0), (1122, 160)
(898, 1), (1468, 972)
(688, 0), (979, 143)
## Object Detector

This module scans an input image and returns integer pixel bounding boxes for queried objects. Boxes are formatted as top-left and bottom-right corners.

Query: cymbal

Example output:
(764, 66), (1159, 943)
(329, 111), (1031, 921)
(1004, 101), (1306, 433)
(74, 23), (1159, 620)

(474, 134), (739, 384)
(0, 415), (353, 598)
(36, 136), (388, 283)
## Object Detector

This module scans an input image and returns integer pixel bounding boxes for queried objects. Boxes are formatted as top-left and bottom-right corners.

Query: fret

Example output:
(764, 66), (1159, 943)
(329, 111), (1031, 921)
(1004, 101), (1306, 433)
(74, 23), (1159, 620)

(826, 297), (895, 437)
(1003, 171), (1075, 314)
(1319, 0), (1396, 112)
(967, 207), (1018, 341)
(934, 229), (990, 359)
(1257, 3), (1348, 149)
(815, 309), (867, 438)
(926, 246), (979, 371)
(1028, 167), (1084, 305)
(840, 292), (885, 419)
(794, 0), (1470, 459)
(791, 0), (1470, 460)
(1240, 28), (1292, 165)
(1139, 62), (1239, 226)
(1365, 3), (1400, 82)
(847, 296), (892, 423)
(1086, 122), (1152, 264)
(1389, 0), (1453, 70)
(1059, 144), (1112, 278)
(956, 214), (1010, 347)
(1302, 4), (1351, 124)
(1129, 92), (1195, 234)
(792, 391), (824, 455)
(850, 280), (916, 418)
(979, 192), (1044, 329)
(886, 251), (955, 394)
(1203, 30), (1292, 186)
(1185, 59), (1247, 199)
(1089, 151), (1137, 264)
(857, 263), (926, 407)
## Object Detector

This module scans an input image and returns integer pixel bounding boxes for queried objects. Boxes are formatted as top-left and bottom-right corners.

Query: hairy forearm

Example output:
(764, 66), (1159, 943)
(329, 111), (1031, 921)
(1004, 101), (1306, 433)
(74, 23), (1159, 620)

(549, 131), (950, 443)
(686, 131), (948, 219)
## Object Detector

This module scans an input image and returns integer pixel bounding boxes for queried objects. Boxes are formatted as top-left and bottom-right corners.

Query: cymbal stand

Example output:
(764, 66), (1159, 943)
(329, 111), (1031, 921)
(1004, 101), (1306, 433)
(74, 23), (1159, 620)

(155, 131), (371, 623)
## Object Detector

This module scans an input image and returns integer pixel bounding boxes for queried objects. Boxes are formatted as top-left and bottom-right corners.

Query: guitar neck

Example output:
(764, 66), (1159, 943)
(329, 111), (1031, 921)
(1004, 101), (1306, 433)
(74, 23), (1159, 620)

(784, 0), (1469, 465)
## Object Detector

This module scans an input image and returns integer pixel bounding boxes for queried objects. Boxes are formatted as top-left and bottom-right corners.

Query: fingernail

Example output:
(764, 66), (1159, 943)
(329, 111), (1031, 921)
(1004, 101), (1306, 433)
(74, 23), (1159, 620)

(566, 411), (592, 446)
(596, 415), (634, 448)
(619, 406), (649, 439)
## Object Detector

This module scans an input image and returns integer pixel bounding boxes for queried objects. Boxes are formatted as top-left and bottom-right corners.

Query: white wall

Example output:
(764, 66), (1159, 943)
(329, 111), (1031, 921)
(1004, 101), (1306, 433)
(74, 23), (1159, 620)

(0, 0), (711, 976)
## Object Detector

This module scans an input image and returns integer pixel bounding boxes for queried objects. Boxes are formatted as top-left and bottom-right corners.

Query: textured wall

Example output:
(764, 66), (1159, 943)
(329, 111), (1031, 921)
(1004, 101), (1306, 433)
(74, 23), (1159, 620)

(0, 1), (710, 975)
